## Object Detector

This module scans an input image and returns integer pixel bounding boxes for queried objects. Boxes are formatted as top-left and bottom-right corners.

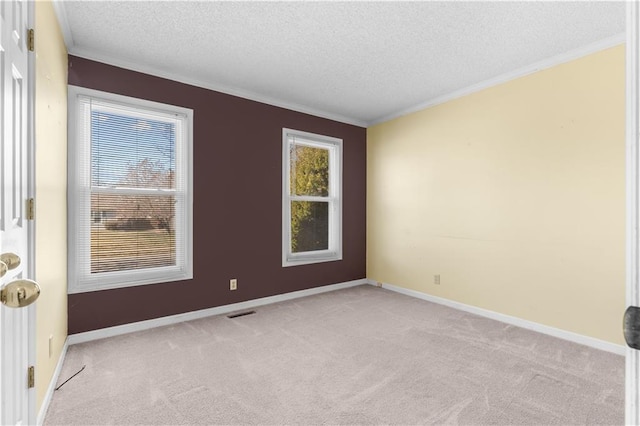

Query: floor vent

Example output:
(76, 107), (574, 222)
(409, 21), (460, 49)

(227, 310), (256, 319)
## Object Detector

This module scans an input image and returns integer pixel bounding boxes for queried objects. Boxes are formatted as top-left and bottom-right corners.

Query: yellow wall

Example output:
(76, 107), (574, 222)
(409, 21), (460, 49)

(35, 1), (68, 411)
(367, 45), (626, 345)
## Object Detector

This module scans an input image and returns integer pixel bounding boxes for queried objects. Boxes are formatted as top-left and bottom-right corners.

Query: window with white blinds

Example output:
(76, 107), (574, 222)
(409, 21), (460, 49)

(68, 86), (193, 293)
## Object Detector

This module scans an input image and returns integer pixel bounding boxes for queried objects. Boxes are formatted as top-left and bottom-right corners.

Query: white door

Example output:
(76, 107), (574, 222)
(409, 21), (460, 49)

(0, 0), (37, 425)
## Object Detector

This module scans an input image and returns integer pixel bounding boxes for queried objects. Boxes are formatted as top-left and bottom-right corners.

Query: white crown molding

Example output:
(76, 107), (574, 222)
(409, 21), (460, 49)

(368, 280), (626, 356)
(67, 278), (368, 345)
(51, 0), (74, 49)
(367, 32), (627, 126)
(52, 0), (366, 127)
(53, 1), (622, 129)
(51, 0), (365, 126)
(37, 339), (69, 426)
(67, 45), (368, 128)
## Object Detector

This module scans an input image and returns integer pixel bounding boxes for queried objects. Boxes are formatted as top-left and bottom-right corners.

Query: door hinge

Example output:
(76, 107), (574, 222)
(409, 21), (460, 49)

(27, 29), (34, 52)
(28, 366), (34, 388)
(26, 198), (34, 220)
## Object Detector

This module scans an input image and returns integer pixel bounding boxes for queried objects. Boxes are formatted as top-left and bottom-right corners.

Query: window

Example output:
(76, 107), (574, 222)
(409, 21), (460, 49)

(282, 128), (342, 267)
(68, 86), (193, 293)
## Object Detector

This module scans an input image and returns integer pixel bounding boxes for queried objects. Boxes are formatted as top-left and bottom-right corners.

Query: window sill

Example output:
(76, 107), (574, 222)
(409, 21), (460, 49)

(282, 253), (342, 268)
(68, 267), (193, 294)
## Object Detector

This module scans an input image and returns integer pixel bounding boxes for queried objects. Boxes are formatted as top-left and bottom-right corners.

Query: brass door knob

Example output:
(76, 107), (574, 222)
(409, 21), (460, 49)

(0, 253), (21, 271)
(0, 279), (40, 308)
(0, 261), (7, 278)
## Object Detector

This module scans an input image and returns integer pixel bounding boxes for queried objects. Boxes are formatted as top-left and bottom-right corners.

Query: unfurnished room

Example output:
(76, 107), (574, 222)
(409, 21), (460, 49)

(1, 1), (640, 425)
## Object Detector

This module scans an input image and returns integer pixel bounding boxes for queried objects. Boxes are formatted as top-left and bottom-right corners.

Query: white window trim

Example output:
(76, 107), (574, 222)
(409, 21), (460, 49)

(282, 128), (343, 267)
(67, 85), (193, 294)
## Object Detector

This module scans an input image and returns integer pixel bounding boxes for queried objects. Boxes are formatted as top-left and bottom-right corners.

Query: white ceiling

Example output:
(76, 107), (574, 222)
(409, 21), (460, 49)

(55, 1), (626, 127)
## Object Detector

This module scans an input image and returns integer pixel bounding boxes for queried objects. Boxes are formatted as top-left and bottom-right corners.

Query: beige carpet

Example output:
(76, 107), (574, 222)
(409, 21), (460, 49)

(44, 285), (624, 425)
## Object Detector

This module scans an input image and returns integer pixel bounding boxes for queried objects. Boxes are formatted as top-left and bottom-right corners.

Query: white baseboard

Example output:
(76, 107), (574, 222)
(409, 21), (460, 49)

(368, 280), (626, 356)
(66, 276), (624, 353)
(67, 278), (368, 345)
(37, 339), (69, 425)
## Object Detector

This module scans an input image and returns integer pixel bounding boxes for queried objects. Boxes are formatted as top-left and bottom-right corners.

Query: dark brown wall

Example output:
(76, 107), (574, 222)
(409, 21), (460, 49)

(67, 56), (367, 334)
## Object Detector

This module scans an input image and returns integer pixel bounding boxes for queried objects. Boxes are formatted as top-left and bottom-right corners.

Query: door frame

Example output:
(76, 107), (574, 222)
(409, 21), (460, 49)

(626, 1), (640, 425)
(26, 0), (37, 423)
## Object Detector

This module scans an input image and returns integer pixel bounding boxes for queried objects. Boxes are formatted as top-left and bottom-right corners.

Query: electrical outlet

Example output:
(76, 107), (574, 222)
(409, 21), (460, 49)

(376, 281), (383, 288)
(230, 279), (237, 291)
(49, 335), (53, 358)
(434, 274), (441, 285)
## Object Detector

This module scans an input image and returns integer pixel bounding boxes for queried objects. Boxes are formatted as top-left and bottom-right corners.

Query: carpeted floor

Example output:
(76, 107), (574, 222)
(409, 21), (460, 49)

(44, 285), (624, 425)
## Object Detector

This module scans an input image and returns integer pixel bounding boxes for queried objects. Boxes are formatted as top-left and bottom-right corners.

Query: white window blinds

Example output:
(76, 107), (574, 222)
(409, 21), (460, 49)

(68, 87), (193, 293)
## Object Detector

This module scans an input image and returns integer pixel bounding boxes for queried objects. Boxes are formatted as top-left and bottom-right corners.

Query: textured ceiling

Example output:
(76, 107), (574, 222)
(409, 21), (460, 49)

(56, 1), (625, 126)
